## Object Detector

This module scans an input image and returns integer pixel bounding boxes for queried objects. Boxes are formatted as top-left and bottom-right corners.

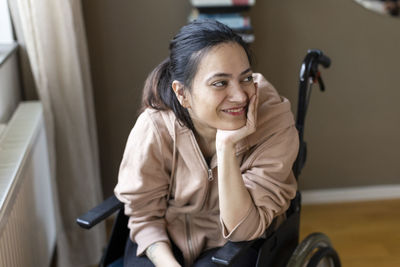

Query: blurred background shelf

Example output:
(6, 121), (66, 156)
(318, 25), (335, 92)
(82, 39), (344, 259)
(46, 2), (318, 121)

(189, 0), (255, 43)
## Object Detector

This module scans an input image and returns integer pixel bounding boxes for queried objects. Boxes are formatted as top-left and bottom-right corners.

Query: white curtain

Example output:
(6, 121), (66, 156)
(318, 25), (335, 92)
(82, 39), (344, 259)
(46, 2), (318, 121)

(8, 0), (106, 266)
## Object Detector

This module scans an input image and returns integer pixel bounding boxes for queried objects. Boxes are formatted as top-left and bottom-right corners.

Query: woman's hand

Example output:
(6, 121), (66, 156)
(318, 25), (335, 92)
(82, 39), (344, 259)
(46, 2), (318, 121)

(146, 241), (182, 267)
(216, 85), (259, 150)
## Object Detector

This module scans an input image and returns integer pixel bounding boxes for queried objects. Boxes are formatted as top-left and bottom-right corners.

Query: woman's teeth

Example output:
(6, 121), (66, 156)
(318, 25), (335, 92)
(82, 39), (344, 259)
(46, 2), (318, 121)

(224, 107), (244, 112)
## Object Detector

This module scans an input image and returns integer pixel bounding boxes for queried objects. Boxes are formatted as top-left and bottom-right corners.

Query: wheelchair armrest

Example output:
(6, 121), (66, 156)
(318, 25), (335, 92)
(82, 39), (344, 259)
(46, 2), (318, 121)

(76, 195), (123, 229)
(211, 217), (279, 266)
(211, 239), (256, 266)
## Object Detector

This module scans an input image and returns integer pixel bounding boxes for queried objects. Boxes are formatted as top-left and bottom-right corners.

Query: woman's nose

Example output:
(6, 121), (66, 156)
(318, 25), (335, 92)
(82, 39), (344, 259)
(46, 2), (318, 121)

(228, 83), (248, 103)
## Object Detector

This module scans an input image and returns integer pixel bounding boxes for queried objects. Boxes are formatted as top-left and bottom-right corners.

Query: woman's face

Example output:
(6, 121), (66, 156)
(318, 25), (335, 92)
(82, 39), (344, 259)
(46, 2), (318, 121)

(183, 42), (256, 134)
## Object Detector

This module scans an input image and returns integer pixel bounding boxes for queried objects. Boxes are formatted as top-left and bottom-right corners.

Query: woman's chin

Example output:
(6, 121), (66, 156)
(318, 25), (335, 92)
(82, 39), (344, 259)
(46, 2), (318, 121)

(218, 120), (246, 131)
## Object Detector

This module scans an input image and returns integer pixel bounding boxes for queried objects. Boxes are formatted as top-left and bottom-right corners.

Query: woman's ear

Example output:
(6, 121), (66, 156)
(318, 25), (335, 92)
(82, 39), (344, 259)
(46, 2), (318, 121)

(172, 80), (191, 108)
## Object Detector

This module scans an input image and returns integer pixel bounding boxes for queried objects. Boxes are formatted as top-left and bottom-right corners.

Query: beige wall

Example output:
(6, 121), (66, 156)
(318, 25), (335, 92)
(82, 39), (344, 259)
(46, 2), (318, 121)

(83, 0), (400, 196)
(82, 0), (191, 196)
(250, 0), (400, 190)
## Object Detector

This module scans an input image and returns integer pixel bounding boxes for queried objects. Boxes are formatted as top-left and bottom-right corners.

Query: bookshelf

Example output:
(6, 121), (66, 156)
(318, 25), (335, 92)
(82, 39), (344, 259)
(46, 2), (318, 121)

(189, 0), (256, 43)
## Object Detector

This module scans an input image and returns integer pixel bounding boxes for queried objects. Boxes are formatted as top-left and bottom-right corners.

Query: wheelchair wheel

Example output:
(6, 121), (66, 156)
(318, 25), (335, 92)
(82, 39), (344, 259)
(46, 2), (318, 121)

(286, 232), (341, 267)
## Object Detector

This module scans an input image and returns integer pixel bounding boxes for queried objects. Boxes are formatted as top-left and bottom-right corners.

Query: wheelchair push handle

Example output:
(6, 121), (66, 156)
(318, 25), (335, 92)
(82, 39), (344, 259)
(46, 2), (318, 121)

(299, 49), (331, 84)
(294, 49), (331, 179)
(297, 49), (331, 131)
(301, 49), (330, 71)
(318, 54), (331, 69)
(312, 49), (331, 68)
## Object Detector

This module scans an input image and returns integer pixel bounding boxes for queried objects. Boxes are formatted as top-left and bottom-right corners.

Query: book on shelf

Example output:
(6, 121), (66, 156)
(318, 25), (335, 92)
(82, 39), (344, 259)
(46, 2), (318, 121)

(190, 0), (255, 7)
(189, 10), (252, 31)
(188, 0), (255, 43)
(188, 10), (255, 43)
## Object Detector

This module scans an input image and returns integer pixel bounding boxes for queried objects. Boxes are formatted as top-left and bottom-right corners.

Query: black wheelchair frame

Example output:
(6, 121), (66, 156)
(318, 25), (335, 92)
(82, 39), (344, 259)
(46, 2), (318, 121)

(77, 49), (341, 267)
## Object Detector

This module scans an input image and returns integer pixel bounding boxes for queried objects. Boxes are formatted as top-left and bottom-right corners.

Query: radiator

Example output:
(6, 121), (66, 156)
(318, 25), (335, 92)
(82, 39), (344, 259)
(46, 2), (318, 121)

(0, 102), (56, 267)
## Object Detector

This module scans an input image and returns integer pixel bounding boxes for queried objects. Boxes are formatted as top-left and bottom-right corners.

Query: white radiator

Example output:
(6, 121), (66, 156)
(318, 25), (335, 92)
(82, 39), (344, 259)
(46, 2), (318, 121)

(0, 102), (56, 267)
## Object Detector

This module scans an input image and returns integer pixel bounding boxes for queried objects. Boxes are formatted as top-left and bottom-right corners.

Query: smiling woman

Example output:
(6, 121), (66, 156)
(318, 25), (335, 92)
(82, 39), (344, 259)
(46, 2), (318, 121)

(177, 43), (255, 137)
(115, 19), (299, 267)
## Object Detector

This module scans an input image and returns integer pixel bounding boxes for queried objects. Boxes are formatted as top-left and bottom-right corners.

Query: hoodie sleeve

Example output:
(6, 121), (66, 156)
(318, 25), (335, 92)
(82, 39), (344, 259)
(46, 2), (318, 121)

(221, 125), (299, 241)
(114, 110), (171, 256)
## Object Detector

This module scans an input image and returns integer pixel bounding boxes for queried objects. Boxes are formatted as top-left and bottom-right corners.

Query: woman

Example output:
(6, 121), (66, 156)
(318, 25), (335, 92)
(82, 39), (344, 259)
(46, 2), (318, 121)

(115, 19), (299, 267)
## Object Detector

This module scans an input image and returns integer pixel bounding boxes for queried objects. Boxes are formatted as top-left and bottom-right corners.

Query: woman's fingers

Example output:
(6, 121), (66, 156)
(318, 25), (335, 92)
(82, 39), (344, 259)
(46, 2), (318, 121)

(254, 83), (259, 123)
(246, 85), (258, 131)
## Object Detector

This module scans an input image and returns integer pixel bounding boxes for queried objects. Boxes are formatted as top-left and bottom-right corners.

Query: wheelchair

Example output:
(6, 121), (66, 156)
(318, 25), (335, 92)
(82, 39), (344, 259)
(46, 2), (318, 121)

(77, 49), (341, 267)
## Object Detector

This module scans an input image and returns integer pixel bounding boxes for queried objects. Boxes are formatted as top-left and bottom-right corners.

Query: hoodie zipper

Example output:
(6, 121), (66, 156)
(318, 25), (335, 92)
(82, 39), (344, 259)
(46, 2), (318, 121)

(185, 214), (194, 265)
(198, 145), (214, 182)
(190, 132), (215, 183)
(184, 158), (212, 265)
(198, 145), (213, 182)
(207, 168), (213, 181)
(183, 134), (216, 264)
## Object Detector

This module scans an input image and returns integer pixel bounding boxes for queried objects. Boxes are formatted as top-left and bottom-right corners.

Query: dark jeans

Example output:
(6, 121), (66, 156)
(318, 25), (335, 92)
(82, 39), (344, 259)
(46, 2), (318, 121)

(123, 238), (258, 267)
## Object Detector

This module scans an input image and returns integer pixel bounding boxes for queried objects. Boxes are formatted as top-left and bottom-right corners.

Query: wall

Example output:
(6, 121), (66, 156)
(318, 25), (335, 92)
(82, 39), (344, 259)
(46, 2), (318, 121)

(83, 0), (400, 196)
(82, 0), (191, 196)
(250, 0), (400, 190)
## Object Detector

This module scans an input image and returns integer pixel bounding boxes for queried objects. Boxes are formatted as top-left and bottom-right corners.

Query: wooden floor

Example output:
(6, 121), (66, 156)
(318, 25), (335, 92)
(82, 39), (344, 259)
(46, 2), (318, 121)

(299, 198), (400, 267)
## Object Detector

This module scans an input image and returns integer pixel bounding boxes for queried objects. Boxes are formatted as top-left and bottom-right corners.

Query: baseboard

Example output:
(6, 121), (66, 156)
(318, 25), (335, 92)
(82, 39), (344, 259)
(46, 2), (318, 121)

(301, 184), (400, 204)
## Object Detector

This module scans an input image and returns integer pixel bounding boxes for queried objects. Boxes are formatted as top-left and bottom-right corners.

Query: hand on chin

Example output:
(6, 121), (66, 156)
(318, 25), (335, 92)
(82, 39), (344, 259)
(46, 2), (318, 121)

(216, 89), (259, 150)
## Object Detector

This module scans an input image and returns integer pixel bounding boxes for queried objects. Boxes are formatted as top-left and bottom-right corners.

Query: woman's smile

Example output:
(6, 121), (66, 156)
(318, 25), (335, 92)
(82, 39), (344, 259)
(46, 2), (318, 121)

(221, 105), (247, 116)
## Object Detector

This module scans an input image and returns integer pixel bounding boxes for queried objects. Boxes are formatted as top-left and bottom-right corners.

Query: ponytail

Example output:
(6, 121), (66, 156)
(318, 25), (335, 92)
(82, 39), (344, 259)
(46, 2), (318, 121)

(141, 58), (169, 111)
(141, 58), (194, 130)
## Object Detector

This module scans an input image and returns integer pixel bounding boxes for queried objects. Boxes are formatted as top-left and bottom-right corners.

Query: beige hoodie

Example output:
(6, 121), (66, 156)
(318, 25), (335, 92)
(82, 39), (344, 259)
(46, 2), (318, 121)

(114, 73), (299, 266)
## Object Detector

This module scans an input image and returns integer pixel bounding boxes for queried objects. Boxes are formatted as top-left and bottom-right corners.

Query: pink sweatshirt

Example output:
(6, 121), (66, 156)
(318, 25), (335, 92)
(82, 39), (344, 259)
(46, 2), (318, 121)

(115, 73), (299, 266)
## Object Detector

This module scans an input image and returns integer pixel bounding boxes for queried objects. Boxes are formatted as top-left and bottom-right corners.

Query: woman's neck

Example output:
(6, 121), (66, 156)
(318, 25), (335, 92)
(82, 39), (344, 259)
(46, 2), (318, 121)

(195, 134), (216, 163)
(192, 124), (216, 161)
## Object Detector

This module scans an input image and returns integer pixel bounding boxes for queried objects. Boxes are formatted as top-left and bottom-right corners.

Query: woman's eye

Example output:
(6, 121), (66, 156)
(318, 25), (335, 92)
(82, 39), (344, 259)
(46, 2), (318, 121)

(242, 76), (253, 83)
(212, 81), (227, 87)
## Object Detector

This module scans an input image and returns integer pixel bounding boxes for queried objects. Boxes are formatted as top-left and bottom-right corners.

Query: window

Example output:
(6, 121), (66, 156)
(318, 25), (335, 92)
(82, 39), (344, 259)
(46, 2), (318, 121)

(0, 0), (20, 124)
(0, 0), (13, 43)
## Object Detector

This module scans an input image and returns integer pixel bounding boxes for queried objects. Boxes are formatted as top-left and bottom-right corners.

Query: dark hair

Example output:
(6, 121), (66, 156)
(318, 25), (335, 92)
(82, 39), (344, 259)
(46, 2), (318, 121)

(141, 19), (253, 131)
